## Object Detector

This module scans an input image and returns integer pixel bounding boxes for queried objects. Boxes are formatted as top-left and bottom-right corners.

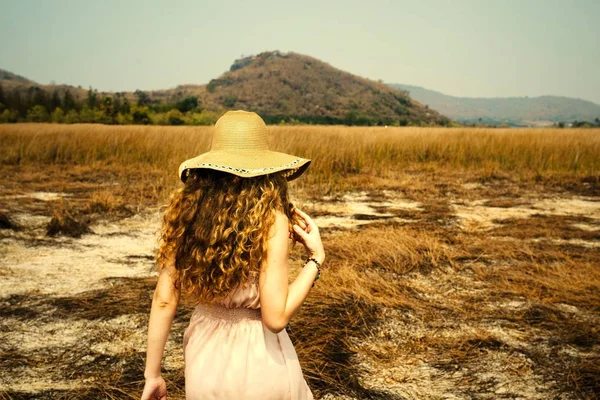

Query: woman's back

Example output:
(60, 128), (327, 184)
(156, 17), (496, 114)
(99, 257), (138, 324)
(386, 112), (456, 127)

(183, 281), (313, 400)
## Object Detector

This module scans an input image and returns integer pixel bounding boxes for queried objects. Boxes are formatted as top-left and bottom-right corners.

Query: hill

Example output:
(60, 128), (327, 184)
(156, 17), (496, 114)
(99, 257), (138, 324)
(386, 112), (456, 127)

(155, 51), (451, 126)
(0, 69), (33, 86)
(0, 53), (451, 126)
(390, 84), (600, 126)
(0, 68), (88, 100)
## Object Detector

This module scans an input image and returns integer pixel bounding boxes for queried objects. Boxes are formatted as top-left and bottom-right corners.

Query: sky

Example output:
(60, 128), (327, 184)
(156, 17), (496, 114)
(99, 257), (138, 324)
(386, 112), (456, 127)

(1, 0), (599, 104)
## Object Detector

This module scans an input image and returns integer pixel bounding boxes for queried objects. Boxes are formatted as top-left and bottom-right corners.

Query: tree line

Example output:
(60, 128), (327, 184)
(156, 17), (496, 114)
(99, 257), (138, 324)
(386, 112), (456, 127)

(0, 83), (417, 126)
(554, 119), (600, 128)
(0, 84), (221, 125)
(7, 83), (595, 128)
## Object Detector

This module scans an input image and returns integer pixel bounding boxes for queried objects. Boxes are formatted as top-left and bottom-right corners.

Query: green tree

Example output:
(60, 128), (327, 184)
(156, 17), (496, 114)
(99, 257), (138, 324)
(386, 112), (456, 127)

(344, 110), (373, 126)
(0, 109), (19, 123)
(188, 110), (220, 125)
(121, 97), (131, 114)
(135, 90), (151, 107)
(79, 107), (96, 123)
(7, 89), (25, 115)
(132, 106), (151, 125)
(50, 89), (61, 111)
(64, 110), (80, 124)
(117, 112), (133, 124)
(27, 105), (50, 122)
(100, 96), (117, 123)
(176, 96), (199, 113)
(150, 112), (167, 125)
(206, 81), (217, 93)
(87, 87), (98, 109)
(51, 107), (65, 123)
(222, 95), (237, 108)
(0, 84), (5, 108)
(113, 93), (122, 115)
(29, 87), (50, 111)
(63, 90), (77, 112)
(166, 109), (185, 125)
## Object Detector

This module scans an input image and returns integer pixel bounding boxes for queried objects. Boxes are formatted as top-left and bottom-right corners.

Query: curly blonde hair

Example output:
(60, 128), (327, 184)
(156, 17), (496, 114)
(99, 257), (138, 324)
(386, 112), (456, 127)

(157, 169), (297, 304)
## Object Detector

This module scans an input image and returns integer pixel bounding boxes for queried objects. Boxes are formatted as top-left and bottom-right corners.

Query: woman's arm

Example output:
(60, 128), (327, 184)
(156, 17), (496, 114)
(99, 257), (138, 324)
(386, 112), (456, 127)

(141, 258), (180, 399)
(259, 208), (325, 333)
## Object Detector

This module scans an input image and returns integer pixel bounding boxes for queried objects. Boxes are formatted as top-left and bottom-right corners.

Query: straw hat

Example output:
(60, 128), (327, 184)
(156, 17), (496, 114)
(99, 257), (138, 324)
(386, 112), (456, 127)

(178, 110), (311, 182)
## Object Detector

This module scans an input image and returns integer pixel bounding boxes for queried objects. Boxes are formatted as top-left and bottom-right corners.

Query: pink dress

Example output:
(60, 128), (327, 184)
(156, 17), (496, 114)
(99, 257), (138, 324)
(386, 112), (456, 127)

(183, 281), (314, 399)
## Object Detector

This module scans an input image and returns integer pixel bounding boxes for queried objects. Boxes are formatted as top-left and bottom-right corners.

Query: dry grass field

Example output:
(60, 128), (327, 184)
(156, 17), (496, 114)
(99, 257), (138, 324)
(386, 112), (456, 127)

(0, 123), (599, 399)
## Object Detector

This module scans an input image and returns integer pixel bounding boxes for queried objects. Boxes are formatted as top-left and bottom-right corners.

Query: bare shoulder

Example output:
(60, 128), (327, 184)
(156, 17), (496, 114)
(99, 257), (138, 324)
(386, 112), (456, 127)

(263, 210), (290, 266)
(268, 210), (289, 240)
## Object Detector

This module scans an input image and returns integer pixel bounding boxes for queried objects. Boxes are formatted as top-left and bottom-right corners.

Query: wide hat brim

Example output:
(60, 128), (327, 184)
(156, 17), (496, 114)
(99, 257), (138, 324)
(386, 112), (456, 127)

(179, 149), (311, 182)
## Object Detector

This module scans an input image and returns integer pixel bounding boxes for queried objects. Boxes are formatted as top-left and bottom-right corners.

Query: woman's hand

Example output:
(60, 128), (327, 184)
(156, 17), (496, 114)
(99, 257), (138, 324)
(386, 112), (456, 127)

(141, 376), (167, 400)
(292, 208), (325, 263)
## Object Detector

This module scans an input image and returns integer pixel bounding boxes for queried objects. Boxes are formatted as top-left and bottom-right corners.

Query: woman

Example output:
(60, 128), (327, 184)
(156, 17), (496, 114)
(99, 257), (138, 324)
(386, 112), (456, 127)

(141, 110), (324, 400)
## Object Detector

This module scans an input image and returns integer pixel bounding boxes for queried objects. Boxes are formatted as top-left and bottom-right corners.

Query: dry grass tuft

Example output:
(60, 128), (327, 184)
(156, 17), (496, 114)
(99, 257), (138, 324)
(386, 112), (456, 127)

(482, 198), (531, 208)
(46, 201), (92, 238)
(568, 356), (600, 399)
(490, 214), (600, 241)
(0, 211), (19, 230)
(327, 225), (459, 277)
(85, 190), (135, 218)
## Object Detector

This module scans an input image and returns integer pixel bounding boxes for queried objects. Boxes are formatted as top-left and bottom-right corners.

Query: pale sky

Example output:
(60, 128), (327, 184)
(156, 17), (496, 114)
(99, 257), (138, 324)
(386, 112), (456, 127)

(1, 0), (599, 104)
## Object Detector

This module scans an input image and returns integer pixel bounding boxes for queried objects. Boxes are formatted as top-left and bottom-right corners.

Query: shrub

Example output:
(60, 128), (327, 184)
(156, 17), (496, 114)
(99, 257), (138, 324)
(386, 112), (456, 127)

(206, 81), (217, 93)
(187, 110), (220, 125)
(222, 95), (237, 108)
(229, 55), (255, 72)
(176, 96), (199, 113)
(151, 112), (167, 125)
(166, 109), (185, 125)
(64, 110), (80, 124)
(116, 112), (133, 125)
(79, 107), (96, 123)
(27, 105), (50, 122)
(0, 109), (19, 123)
(51, 107), (65, 123)
(132, 106), (151, 125)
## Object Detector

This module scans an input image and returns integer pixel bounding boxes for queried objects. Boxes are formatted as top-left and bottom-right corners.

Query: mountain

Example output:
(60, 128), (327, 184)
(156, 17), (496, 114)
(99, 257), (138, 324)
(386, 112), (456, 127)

(157, 51), (451, 126)
(389, 84), (600, 126)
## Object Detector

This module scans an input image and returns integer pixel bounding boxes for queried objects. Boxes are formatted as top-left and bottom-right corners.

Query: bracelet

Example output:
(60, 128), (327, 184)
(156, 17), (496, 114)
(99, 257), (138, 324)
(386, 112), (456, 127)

(303, 257), (322, 287)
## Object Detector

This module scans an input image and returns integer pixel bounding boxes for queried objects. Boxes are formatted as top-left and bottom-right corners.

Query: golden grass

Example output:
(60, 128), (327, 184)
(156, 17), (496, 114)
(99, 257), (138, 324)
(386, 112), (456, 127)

(1, 124), (599, 196)
(1, 124), (599, 399)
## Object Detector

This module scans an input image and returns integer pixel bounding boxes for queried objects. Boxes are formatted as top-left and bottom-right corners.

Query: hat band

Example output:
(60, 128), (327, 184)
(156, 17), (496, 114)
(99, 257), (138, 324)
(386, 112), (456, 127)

(183, 158), (305, 178)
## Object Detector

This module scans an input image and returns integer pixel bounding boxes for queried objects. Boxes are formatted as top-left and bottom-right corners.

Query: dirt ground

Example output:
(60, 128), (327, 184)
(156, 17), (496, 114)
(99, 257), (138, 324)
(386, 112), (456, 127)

(1, 171), (599, 399)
